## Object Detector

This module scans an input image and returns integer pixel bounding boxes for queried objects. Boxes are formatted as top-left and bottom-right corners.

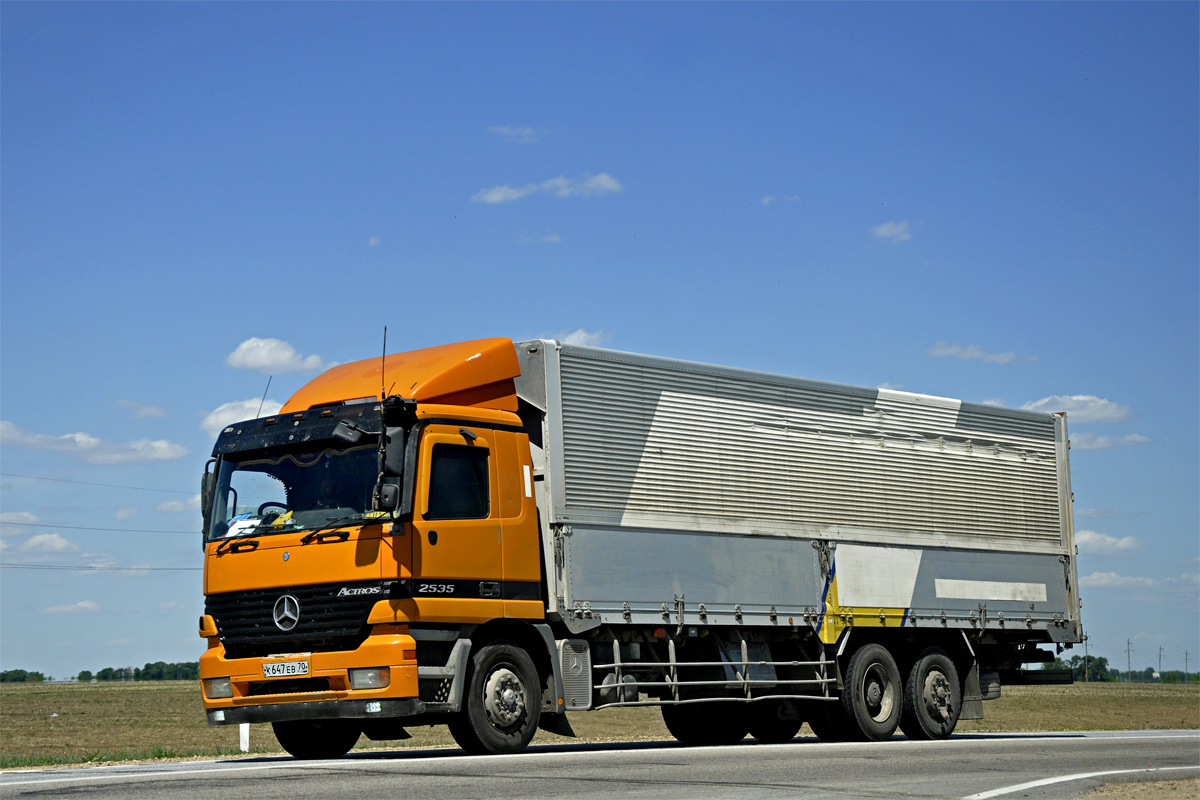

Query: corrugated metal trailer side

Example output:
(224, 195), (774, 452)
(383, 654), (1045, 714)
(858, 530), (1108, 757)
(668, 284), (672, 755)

(514, 340), (1081, 644)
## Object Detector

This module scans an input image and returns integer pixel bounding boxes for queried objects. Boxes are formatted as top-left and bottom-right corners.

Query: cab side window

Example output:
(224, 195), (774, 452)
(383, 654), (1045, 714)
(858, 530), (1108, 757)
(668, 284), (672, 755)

(426, 444), (489, 520)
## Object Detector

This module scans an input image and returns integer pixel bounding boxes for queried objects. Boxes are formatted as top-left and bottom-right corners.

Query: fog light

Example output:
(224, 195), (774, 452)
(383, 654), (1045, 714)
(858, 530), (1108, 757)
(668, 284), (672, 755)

(349, 668), (390, 690)
(204, 677), (232, 699)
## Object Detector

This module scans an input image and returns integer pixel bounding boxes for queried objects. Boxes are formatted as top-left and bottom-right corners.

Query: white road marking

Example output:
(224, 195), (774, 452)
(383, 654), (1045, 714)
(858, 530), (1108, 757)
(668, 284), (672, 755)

(962, 765), (1199, 799)
(2, 731), (1196, 788)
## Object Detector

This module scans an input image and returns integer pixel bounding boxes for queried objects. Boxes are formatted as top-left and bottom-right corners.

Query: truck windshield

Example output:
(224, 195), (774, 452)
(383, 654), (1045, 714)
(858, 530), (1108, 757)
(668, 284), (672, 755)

(207, 444), (381, 541)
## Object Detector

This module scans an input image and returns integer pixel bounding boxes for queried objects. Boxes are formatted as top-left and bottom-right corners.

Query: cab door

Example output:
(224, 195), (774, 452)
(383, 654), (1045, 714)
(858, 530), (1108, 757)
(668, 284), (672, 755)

(410, 424), (503, 597)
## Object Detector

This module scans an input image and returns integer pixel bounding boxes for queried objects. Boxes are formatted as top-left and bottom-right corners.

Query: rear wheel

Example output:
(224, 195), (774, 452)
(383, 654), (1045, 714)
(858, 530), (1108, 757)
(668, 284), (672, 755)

(748, 700), (803, 743)
(899, 648), (961, 740)
(448, 643), (542, 755)
(661, 702), (749, 745)
(272, 719), (361, 760)
(841, 644), (902, 741)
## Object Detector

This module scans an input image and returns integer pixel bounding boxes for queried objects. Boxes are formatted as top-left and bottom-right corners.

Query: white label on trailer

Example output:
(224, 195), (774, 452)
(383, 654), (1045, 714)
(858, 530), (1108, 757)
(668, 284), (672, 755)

(523, 465), (532, 498)
(835, 544), (923, 608)
(935, 579), (1047, 602)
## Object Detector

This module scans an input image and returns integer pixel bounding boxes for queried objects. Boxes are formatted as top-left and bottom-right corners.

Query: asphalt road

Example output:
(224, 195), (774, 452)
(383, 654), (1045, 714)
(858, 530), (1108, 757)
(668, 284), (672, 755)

(2, 730), (1197, 800)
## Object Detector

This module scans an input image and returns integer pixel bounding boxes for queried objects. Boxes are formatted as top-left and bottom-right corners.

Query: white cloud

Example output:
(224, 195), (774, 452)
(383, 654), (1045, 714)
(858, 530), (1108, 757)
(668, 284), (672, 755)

(472, 173), (623, 204)
(113, 506), (138, 521)
(1021, 395), (1132, 423)
(115, 400), (167, 419)
(368, 236), (380, 246)
(980, 398), (1007, 407)
(0, 421), (189, 464)
(156, 494), (201, 512)
(1080, 571), (1157, 588)
(201, 399), (283, 437)
(927, 342), (1036, 364)
(1075, 529), (1141, 554)
(47, 600), (99, 613)
(558, 329), (609, 347)
(226, 337), (327, 374)
(1070, 432), (1151, 450)
(544, 234), (562, 243)
(20, 533), (79, 552)
(761, 195), (801, 206)
(0, 511), (41, 525)
(877, 382), (905, 391)
(488, 125), (540, 144)
(871, 221), (912, 242)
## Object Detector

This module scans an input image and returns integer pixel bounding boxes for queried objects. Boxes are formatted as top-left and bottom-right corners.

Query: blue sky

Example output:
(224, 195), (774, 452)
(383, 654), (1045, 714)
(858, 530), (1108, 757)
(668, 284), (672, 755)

(2, 3), (1196, 678)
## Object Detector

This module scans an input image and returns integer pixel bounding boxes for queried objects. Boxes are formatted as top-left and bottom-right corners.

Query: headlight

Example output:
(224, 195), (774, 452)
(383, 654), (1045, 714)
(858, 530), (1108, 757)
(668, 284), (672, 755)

(204, 677), (233, 699)
(349, 668), (390, 690)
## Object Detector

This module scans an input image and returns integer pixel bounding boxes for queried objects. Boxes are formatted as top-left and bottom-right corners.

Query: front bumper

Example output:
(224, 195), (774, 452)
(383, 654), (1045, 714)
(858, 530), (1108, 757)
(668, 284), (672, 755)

(206, 697), (424, 725)
(199, 628), (418, 725)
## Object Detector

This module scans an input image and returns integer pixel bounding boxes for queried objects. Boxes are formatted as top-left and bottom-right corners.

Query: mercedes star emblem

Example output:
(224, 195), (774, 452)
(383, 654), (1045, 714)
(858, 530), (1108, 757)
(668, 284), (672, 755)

(273, 594), (300, 632)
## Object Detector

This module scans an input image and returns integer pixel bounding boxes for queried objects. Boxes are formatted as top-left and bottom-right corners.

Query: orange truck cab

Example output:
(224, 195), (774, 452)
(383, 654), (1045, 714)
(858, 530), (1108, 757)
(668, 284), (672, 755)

(199, 338), (563, 757)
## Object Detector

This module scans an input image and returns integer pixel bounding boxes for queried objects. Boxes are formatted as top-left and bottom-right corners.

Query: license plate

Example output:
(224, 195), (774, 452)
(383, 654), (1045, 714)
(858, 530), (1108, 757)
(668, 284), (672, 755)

(263, 660), (309, 678)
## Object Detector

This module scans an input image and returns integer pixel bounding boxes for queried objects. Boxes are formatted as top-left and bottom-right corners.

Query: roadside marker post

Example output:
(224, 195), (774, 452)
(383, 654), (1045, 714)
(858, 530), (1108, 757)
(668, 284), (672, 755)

(239, 723), (249, 753)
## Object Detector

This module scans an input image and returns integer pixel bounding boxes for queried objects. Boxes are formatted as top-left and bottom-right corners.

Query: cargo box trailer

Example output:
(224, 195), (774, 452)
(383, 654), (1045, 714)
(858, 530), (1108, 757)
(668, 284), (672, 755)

(198, 338), (1082, 757)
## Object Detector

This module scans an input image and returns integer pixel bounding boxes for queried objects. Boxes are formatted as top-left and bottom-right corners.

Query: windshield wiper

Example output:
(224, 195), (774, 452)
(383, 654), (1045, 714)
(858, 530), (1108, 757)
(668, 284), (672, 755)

(300, 515), (371, 545)
(213, 518), (299, 554)
(215, 531), (261, 556)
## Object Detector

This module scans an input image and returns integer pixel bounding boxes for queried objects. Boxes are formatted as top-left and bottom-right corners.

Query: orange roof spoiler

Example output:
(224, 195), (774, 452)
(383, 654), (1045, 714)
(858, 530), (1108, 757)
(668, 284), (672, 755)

(281, 338), (521, 413)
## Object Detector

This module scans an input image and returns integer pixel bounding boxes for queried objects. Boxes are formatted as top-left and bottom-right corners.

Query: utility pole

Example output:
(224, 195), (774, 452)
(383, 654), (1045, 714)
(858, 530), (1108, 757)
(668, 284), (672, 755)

(1186, 651), (1190, 683)
(1158, 646), (1164, 678)
(1126, 639), (1134, 683)
(1084, 636), (1089, 683)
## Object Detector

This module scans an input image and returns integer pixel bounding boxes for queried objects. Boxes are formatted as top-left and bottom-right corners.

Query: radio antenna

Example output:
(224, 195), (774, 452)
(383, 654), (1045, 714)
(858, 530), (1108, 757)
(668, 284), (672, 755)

(380, 326), (387, 400)
(256, 376), (273, 418)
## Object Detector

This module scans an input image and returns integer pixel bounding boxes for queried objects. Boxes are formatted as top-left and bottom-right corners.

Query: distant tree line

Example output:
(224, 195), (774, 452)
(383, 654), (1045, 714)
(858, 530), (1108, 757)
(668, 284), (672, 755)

(0, 670), (48, 683)
(1049, 655), (1199, 683)
(75, 662), (200, 682)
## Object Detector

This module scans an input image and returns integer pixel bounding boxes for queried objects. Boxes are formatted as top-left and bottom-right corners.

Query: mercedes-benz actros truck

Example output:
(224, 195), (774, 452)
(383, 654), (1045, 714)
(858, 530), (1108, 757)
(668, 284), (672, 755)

(198, 337), (1081, 758)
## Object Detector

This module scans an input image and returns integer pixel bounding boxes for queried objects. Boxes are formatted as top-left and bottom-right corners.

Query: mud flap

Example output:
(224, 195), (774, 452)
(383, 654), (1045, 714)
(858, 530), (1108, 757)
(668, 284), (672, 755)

(960, 662), (984, 721)
(538, 713), (577, 738)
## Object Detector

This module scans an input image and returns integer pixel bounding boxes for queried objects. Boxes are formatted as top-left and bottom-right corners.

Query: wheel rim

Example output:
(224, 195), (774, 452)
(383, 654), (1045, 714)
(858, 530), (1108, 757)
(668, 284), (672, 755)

(922, 668), (952, 721)
(483, 666), (526, 729)
(862, 662), (896, 723)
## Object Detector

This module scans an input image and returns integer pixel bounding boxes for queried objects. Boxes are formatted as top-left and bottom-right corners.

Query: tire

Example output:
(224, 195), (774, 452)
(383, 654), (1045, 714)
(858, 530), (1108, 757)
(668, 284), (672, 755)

(271, 719), (361, 760)
(748, 701), (803, 743)
(899, 647), (961, 740)
(661, 702), (749, 745)
(448, 643), (542, 755)
(840, 643), (902, 741)
(805, 702), (862, 742)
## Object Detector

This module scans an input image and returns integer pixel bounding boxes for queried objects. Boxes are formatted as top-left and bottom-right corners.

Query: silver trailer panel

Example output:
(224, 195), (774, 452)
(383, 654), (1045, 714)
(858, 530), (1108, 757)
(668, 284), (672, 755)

(515, 341), (1080, 638)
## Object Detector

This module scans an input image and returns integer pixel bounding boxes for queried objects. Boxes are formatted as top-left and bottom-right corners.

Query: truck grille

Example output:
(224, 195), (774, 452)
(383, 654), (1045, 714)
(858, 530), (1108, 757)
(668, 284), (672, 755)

(205, 581), (383, 659)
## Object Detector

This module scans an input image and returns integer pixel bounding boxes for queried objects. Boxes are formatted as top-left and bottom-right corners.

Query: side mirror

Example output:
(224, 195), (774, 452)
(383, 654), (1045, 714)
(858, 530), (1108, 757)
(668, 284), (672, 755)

(201, 460), (217, 550)
(373, 482), (399, 512)
(333, 420), (364, 444)
(383, 427), (406, 477)
(201, 471), (215, 509)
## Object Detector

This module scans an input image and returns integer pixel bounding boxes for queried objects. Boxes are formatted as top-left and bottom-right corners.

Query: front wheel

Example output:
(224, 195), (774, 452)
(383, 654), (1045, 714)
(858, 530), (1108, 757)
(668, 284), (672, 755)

(841, 643), (902, 741)
(272, 719), (361, 759)
(448, 643), (542, 755)
(899, 648), (961, 740)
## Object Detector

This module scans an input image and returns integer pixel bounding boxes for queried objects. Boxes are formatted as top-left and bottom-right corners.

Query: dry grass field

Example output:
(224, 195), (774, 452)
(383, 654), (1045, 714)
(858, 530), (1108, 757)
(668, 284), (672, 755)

(2, 681), (1196, 768)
